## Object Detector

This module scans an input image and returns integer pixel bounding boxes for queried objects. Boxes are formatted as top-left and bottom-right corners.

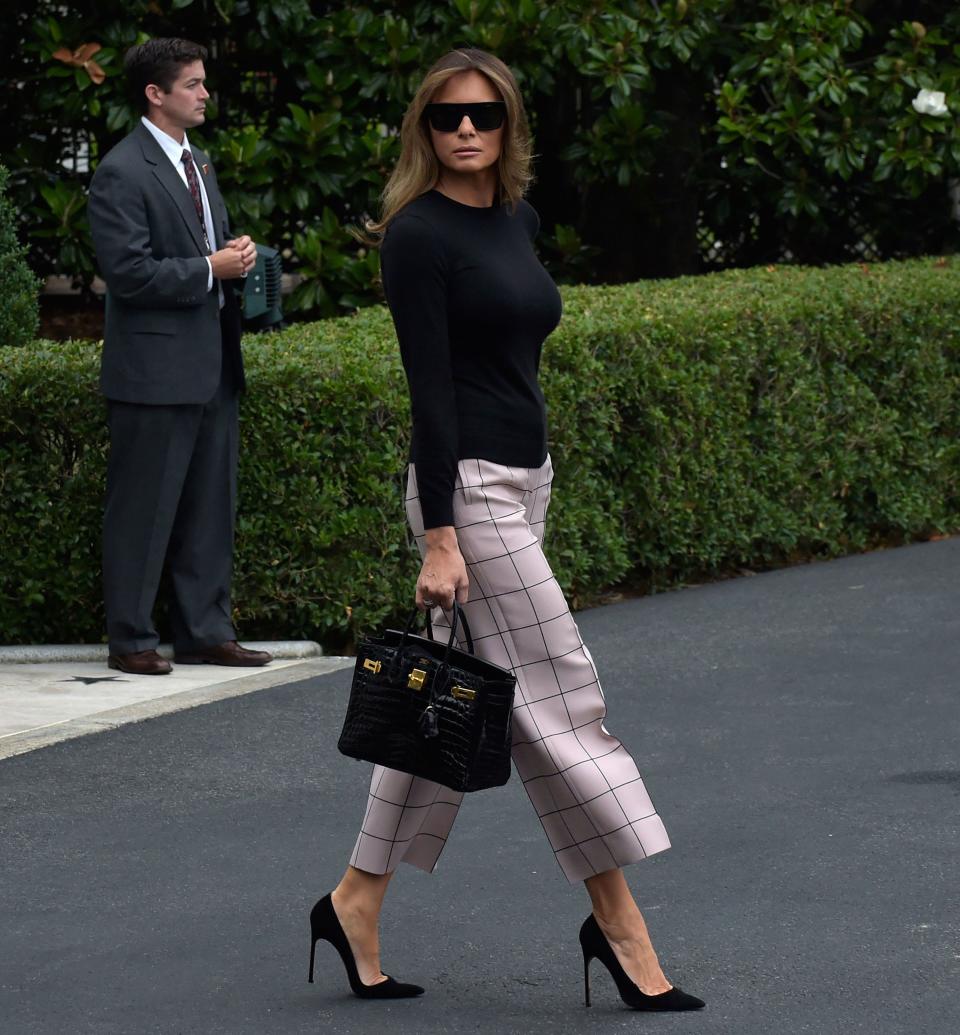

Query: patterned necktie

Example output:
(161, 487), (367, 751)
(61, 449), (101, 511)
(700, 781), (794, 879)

(181, 149), (211, 253)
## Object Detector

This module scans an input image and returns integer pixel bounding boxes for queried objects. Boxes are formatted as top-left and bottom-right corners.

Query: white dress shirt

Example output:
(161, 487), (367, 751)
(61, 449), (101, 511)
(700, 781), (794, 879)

(140, 116), (222, 304)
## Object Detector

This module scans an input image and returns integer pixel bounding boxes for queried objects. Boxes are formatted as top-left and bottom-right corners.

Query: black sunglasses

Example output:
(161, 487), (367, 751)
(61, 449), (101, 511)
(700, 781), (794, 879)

(424, 101), (507, 133)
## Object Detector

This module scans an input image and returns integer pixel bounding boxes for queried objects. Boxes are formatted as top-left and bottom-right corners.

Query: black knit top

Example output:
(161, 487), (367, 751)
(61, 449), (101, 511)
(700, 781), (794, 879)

(380, 188), (563, 528)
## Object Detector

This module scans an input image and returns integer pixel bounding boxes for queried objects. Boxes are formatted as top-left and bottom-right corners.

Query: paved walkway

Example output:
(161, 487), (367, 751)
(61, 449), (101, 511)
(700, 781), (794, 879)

(1, 540), (958, 1034)
(0, 646), (352, 760)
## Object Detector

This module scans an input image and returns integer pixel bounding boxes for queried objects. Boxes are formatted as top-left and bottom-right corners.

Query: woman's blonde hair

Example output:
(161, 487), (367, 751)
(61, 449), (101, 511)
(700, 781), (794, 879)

(355, 48), (534, 245)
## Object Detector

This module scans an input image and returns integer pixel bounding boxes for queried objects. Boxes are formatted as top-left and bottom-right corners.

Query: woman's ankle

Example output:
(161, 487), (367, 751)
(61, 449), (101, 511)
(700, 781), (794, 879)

(592, 904), (642, 939)
(333, 866), (392, 915)
(331, 885), (372, 922)
(332, 888), (388, 935)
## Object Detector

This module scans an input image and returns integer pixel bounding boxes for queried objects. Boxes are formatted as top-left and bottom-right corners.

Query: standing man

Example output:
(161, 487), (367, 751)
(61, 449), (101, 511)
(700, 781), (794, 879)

(88, 38), (271, 674)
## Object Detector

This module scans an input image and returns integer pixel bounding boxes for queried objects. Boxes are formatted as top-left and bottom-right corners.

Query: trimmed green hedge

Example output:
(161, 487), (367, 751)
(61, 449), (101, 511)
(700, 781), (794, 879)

(1, 257), (958, 649)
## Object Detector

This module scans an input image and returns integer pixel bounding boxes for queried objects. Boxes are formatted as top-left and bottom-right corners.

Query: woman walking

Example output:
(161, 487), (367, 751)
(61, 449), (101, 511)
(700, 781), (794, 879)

(311, 48), (704, 1013)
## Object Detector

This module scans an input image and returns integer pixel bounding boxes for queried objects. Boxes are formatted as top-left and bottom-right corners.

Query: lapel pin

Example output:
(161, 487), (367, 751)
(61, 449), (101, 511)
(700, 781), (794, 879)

(201, 163), (209, 175)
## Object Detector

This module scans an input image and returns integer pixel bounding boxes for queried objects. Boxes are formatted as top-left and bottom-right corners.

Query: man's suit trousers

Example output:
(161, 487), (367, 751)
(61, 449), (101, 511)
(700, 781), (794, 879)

(102, 372), (239, 654)
(350, 456), (671, 883)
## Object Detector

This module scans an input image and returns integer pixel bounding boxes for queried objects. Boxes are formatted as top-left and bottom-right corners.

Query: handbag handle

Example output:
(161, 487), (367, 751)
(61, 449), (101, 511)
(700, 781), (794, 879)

(432, 600), (473, 654)
(402, 601), (474, 656)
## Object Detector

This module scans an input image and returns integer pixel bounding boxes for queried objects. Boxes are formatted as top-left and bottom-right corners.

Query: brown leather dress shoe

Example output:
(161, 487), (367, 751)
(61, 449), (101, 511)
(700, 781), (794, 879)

(107, 649), (172, 675)
(173, 640), (273, 667)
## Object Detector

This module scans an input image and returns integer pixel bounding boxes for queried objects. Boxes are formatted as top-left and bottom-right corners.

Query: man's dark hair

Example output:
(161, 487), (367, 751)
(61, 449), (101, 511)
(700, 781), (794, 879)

(124, 38), (208, 114)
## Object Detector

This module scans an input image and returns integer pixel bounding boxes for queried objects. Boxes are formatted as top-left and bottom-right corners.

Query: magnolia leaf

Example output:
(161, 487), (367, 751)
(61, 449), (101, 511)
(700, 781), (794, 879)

(85, 60), (106, 85)
(74, 42), (102, 62)
(51, 42), (106, 84)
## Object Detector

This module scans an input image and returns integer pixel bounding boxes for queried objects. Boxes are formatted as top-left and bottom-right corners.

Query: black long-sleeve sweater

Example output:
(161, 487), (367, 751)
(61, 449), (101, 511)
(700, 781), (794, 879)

(380, 188), (563, 528)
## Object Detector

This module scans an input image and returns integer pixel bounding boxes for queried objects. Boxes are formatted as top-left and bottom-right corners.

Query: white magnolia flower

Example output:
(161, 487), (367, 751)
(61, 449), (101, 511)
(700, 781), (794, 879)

(912, 89), (949, 116)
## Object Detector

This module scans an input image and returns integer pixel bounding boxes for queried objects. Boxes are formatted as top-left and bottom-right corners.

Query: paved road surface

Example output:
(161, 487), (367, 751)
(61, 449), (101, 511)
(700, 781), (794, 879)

(2, 540), (958, 1034)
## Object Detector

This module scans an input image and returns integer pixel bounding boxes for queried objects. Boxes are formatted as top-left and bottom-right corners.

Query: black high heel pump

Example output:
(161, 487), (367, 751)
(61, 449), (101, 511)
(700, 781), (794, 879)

(308, 893), (424, 1000)
(579, 914), (705, 1011)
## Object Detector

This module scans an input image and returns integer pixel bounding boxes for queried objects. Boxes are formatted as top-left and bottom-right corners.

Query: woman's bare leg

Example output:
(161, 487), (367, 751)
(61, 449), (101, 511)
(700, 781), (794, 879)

(585, 868), (672, 994)
(331, 866), (394, 986)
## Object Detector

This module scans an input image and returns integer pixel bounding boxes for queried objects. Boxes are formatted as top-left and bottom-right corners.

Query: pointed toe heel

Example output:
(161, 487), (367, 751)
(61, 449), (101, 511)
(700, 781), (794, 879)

(308, 893), (424, 1000)
(579, 914), (704, 1012)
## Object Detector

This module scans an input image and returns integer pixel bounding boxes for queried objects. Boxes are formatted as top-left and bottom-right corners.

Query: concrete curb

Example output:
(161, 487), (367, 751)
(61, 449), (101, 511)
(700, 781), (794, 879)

(0, 640), (322, 664)
(0, 656), (353, 762)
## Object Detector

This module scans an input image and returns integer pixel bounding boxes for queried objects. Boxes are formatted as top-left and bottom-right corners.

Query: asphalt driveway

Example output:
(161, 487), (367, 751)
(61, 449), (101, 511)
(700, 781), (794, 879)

(2, 540), (958, 1034)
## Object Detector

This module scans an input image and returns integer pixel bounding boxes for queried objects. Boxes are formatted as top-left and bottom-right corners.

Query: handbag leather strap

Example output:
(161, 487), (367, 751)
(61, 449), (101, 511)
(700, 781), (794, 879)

(403, 601), (475, 656)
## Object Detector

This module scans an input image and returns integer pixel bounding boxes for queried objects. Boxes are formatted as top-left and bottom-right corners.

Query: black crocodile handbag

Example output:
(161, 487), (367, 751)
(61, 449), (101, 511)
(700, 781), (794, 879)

(338, 603), (516, 792)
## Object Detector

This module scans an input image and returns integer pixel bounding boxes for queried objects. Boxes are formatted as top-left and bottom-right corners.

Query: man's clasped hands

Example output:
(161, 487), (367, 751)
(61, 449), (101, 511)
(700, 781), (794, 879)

(210, 234), (257, 279)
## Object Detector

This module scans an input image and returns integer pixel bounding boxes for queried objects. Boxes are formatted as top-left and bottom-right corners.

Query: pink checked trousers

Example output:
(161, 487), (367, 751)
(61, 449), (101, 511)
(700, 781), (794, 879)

(350, 456), (671, 883)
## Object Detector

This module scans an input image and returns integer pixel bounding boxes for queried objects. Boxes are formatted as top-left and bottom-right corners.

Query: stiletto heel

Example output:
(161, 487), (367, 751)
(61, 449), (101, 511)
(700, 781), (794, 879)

(578, 914), (705, 1011)
(308, 893), (424, 1000)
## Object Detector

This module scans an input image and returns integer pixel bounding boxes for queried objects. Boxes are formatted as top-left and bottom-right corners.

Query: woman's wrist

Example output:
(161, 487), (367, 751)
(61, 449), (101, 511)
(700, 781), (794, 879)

(424, 526), (459, 553)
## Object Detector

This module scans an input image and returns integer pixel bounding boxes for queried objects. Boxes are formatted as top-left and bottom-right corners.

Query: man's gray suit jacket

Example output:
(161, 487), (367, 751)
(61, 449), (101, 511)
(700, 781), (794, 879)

(88, 122), (245, 404)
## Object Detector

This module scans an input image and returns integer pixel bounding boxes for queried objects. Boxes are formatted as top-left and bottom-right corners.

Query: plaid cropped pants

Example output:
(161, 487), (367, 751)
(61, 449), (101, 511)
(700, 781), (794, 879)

(350, 456), (671, 883)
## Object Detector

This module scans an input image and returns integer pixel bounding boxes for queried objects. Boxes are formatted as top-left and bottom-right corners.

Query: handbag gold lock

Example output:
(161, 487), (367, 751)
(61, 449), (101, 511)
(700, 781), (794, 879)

(451, 685), (476, 701)
(363, 658), (381, 674)
(408, 668), (426, 690)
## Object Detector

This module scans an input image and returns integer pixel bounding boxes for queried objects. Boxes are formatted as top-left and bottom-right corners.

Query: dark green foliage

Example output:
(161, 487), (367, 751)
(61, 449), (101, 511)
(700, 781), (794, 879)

(0, 165), (40, 349)
(2, 1), (958, 314)
(1, 257), (957, 648)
